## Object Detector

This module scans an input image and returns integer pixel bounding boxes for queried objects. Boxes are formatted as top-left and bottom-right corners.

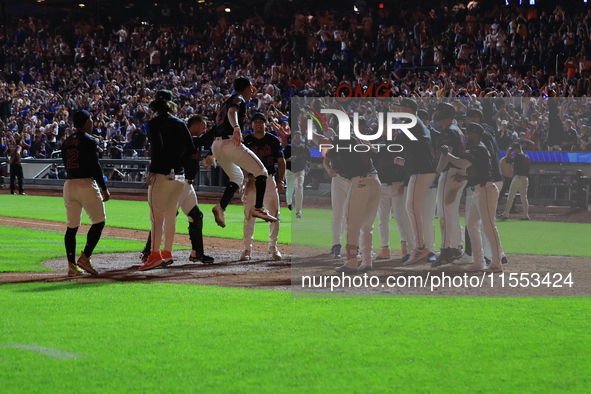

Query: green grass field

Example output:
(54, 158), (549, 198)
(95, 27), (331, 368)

(1, 194), (589, 256)
(1, 195), (591, 392)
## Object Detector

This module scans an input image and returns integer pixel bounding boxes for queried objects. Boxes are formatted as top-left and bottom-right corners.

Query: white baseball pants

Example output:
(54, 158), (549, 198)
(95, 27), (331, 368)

(406, 173), (436, 250)
(378, 182), (413, 251)
(503, 175), (529, 218)
(148, 173), (185, 253)
(331, 174), (351, 245)
(242, 175), (280, 250)
(437, 168), (468, 249)
(286, 169), (305, 215)
(345, 174), (381, 266)
(64, 178), (106, 228)
(466, 183), (503, 267)
(212, 138), (267, 185)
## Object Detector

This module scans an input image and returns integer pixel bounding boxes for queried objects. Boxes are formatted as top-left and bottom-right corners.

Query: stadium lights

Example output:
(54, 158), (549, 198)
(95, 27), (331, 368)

(79, 3), (85, 7)
(225, 7), (231, 12)
(353, 6), (359, 12)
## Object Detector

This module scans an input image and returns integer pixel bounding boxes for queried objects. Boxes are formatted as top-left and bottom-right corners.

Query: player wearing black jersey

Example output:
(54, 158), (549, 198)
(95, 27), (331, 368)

(240, 112), (286, 261)
(62, 110), (110, 277)
(499, 143), (531, 221)
(140, 115), (215, 266)
(211, 76), (276, 228)
(440, 123), (504, 273)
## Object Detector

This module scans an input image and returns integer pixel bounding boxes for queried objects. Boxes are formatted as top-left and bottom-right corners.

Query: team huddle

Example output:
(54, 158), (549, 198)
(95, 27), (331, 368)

(60, 76), (530, 277)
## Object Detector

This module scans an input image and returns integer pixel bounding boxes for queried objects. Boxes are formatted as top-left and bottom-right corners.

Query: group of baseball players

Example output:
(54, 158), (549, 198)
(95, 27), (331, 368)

(60, 78), (528, 277)
(62, 77), (289, 276)
(319, 98), (527, 274)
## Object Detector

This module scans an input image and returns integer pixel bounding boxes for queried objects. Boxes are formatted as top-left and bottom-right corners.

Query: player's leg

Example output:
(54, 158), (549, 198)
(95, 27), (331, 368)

(241, 177), (256, 260)
(405, 173), (436, 264)
(264, 176), (281, 260)
(422, 186), (438, 258)
(16, 164), (24, 194)
(376, 184), (393, 259)
(64, 180), (83, 276)
(331, 175), (350, 256)
(80, 180), (107, 259)
(518, 176), (530, 219)
(179, 182), (213, 264)
(480, 183), (503, 271)
(212, 140), (243, 227)
(9, 163), (16, 194)
(294, 169), (305, 217)
(338, 179), (363, 271)
(464, 188), (486, 271)
(162, 178), (185, 254)
(232, 144), (276, 221)
(285, 169), (294, 208)
(393, 184), (413, 260)
(501, 176), (520, 218)
(358, 177), (382, 270)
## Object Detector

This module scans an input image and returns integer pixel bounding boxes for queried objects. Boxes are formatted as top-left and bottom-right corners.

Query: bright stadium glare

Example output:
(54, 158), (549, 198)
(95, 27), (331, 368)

(225, 7), (231, 12)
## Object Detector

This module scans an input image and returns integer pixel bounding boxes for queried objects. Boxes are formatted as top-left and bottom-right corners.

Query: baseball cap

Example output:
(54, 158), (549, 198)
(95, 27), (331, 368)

(73, 110), (91, 128)
(511, 142), (521, 149)
(250, 112), (266, 122)
(417, 109), (430, 121)
(519, 132), (526, 136)
(357, 116), (367, 127)
(466, 108), (483, 119)
(155, 89), (173, 101)
(434, 102), (455, 120)
(501, 120), (509, 125)
(466, 122), (484, 137)
(399, 98), (418, 112)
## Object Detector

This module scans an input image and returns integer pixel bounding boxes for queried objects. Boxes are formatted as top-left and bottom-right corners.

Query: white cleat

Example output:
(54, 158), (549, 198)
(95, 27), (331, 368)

(463, 262), (486, 272)
(251, 207), (277, 222)
(268, 247), (282, 261)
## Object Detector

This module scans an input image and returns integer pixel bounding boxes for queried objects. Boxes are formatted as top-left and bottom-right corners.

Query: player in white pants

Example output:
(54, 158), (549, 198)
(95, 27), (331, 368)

(324, 160), (351, 258)
(286, 168), (305, 215)
(500, 144), (531, 220)
(376, 182), (413, 260)
(240, 112), (285, 261)
(284, 131), (310, 218)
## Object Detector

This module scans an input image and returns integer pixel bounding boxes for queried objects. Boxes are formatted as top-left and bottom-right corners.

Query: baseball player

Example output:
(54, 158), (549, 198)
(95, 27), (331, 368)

(374, 131), (412, 261)
(240, 112), (286, 261)
(432, 102), (468, 267)
(140, 115), (215, 266)
(284, 131), (310, 219)
(322, 135), (352, 259)
(62, 110), (110, 277)
(416, 108), (439, 263)
(394, 98), (437, 265)
(139, 90), (194, 271)
(440, 123), (504, 273)
(211, 76), (276, 228)
(8, 135), (25, 195)
(326, 132), (380, 273)
(499, 143), (531, 221)
(497, 154), (517, 214)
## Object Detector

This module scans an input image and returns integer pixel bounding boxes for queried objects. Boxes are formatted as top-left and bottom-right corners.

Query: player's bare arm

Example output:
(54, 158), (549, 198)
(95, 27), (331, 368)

(228, 106), (242, 147)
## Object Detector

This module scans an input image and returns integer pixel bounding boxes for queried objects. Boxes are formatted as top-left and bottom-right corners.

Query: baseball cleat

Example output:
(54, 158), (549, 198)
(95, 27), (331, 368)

(67, 262), (84, 277)
(268, 247), (282, 261)
(501, 256), (508, 265)
(212, 203), (226, 228)
(454, 253), (473, 265)
(400, 241), (408, 257)
(239, 250), (251, 261)
(403, 247), (430, 265)
(335, 264), (358, 273)
(288, 204), (292, 211)
(296, 213), (302, 219)
(138, 252), (165, 271)
(331, 244), (342, 259)
(161, 250), (174, 267)
(464, 262), (486, 272)
(251, 207), (277, 222)
(401, 254), (411, 264)
(77, 251), (98, 275)
(427, 252), (437, 263)
(375, 248), (390, 260)
(520, 217), (530, 221)
(482, 264), (503, 273)
(484, 257), (491, 266)
(432, 248), (451, 267)
(357, 264), (373, 273)
(446, 248), (464, 264)
(140, 251), (149, 264)
(189, 253), (215, 264)
(497, 215), (508, 221)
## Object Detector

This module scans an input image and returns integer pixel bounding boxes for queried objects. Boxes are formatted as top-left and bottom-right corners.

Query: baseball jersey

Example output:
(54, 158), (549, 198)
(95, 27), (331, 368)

(215, 94), (246, 138)
(437, 123), (466, 171)
(243, 132), (283, 175)
(325, 135), (377, 179)
(185, 129), (216, 180)
(148, 113), (194, 176)
(373, 137), (406, 184)
(284, 143), (311, 173)
(463, 142), (493, 187)
(481, 123), (503, 182)
(506, 152), (530, 176)
(402, 118), (435, 175)
(62, 131), (108, 191)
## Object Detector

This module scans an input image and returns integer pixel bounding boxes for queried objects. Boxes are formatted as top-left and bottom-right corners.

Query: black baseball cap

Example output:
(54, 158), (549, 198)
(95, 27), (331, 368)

(435, 102), (456, 119)
(417, 109), (430, 121)
(466, 108), (483, 119)
(466, 122), (484, 137)
(155, 89), (173, 101)
(399, 98), (418, 112)
(73, 110), (91, 128)
(250, 112), (266, 122)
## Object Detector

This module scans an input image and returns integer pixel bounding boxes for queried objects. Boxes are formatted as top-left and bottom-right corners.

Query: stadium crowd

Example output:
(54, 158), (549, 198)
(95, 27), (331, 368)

(2, 0), (591, 161)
